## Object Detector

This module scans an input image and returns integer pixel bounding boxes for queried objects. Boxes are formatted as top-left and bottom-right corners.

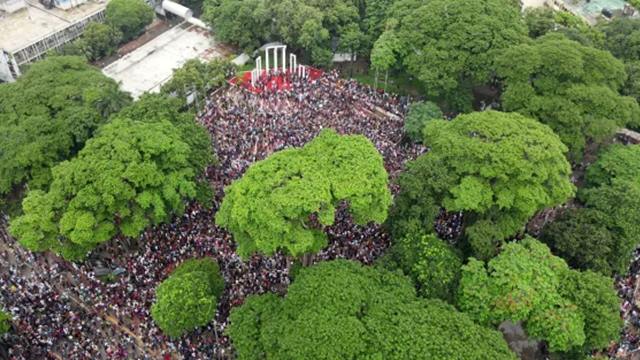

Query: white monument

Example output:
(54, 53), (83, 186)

(251, 45), (308, 86)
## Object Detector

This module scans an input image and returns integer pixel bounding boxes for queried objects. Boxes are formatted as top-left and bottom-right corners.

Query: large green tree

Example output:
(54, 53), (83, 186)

(0, 56), (131, 197)
(391, 111), (574, 259)
(386, 233), (462, 302)
(496, 33), (640, 162)
(227, 260), (516, 360)
(77, 22), (122, 62)
(386, 0), (526, 110)
(203, 0), (363, 67)
(599, 18), (640, 62)
(151, 258), (224, 337)
(161, 58), (235, 109)
(457, 237), (620, 353)
(403, 101), (442, 143)
(542, 144), (640, 276)
(106, 0), (154, 42)
(216, 129), (391, 258)
(10, 96), (213, 260)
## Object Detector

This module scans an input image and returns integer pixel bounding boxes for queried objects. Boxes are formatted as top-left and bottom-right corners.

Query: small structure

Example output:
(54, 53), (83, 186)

(250, 44), (307, 86)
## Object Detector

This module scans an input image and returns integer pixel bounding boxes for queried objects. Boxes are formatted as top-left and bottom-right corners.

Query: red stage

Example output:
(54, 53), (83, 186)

(229, 68), (324, 93)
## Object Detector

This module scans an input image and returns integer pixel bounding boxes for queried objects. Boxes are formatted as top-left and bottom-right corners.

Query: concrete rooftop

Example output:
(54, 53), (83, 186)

(102, 23), (225, 99)
(0, 0), (108, 52)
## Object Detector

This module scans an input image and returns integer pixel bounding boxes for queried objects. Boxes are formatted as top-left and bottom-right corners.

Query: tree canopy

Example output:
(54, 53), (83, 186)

(457, 237), (621, 353)
(403, 101), (442, 143)
(106, 0), (154, 42)
(542, 145), (640, 276)
(76, 22), (122, 62)
(0, 56), (131, 197)
(599, 18), (640, 62)
(496, 33), (640, 162)
(151, 258), (224, 337)
(203, 0), (364, 67)
(10, 95), (213, 260)
(386, 0), (527, 110)
(161, 58), (235, 109)
(391, 111), (574, 259)
(216, 129), (391, 258)
(386, 233), (462, 302)
(227, 259), (516, 360)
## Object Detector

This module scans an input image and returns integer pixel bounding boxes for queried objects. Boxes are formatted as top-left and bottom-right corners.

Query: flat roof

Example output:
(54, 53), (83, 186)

(0, 0), (107, 53)
(102, 23), (226, 99)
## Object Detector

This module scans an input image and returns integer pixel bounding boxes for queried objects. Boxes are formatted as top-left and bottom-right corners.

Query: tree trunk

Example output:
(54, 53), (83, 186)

(349, 52), (355, 78)
(374, 69), (379, 89)
(384, 70), (389, 92)
(301, 253), (315, 267)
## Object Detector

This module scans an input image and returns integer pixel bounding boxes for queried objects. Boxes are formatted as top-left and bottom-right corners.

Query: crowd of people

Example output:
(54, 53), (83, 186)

(1, 69), (423, 359)
(613, 247), (640, 358)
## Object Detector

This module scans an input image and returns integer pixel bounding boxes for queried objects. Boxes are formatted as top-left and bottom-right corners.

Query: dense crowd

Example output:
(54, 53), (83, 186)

(613, 247), (640, 358)
(0, 70), (423, 359)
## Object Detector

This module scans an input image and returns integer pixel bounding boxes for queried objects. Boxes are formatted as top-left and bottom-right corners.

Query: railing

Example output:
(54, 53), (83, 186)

(11, 7), (106, 65)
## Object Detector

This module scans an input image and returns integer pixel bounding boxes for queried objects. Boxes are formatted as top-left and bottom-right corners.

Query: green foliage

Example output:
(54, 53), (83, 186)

(106, 0), (154, 42)
(496, 33), (639, 162)
(559, 270), (622, 351)
(541, 208), (619, 275)
(623, 61), (640, 105)
(389, 0), (527, 110)
(457, 237), (620, 353)
(403, 101), (442, 143)
(161, 58), (235, 109)
(0, 310), (11, 335)
(599, 18), (640, 62)
(391, 111), (574, 259)
(585, 144), (640, 187)
(391, 233), (462, 301)
(203, 0), (366, 67)
(151, 258), (224, 337)
(0, 56), (131, 197)
(370, 29), (400, 74)
(524, 7), (556, 38)
(216, 129), (391, 258)
(171, 258), (225, 298)
(542, 144), (640, 275)
(77, 22), (122, 61)
(227, 259), (516, 360)
(10, 96), (212, 260)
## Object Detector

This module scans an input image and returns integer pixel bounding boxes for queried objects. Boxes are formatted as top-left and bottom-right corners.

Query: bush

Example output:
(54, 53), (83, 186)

(106, 0), (154, 42)
(78, 23), (122, 61)
(151, 258), (224, 337)
(403, 101), (443, 143)
(391, 233), (462, 301)
(0, 310), (11, 334)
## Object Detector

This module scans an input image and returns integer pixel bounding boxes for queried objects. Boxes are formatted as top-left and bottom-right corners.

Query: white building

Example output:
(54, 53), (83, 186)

(0, 0), (110, 82)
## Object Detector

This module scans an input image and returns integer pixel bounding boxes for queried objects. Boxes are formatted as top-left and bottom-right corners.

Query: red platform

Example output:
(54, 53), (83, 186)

(229, 68), (324, 93)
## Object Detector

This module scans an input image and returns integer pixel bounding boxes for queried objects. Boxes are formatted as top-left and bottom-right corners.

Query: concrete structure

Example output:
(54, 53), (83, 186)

(529, 0), (636, 25)
(0, 0), (26, 13)
(250, 44), (306, 86)
(52, 0), (89, 10)
(0, 0), (109, 82)
(102, 23), (224, 99)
